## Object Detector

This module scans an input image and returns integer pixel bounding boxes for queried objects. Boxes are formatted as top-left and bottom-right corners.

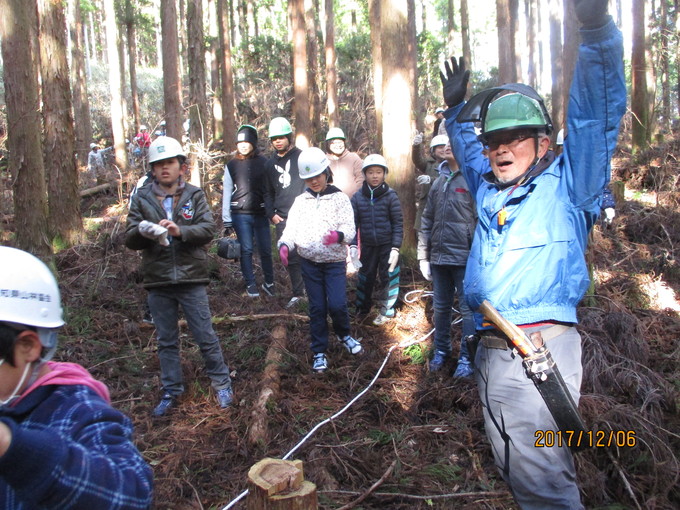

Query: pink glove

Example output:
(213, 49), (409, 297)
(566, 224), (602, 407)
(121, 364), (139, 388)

(279, 244), (289, 267)
(322, 230), (340, 246)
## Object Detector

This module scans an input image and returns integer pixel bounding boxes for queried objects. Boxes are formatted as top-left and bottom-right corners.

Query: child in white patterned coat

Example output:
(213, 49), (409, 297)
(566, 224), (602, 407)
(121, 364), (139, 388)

(278, 147), (362, 372)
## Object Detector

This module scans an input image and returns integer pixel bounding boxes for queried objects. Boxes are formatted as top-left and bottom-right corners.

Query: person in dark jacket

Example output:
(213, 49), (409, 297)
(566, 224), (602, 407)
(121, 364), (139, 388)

(263, 117), (306, 308)
(350, 154), (404, 325)
(417, 144), (477, 377)
(125, 136), (234, 416)
(222, 125), (274, 298)
(412, 133), (448, 231)
(0, 247), (153, 510)
(432, 107), (445, 136)
(441, 0), (625, 506)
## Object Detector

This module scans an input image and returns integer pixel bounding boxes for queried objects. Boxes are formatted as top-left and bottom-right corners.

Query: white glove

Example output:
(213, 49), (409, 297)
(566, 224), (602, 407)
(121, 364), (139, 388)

(412, 131), (423, 146)
(388, 248), (399, 273)
(349, 245), (362, 269)
(138, 220), (169, 246)
(419, 260), (432, 281)
(603, 207), (615, 226)
(416, 174), (431, 185)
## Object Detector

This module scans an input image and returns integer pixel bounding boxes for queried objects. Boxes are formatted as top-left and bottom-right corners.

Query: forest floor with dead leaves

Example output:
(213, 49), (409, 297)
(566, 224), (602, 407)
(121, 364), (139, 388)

(3, 135), (679, 510)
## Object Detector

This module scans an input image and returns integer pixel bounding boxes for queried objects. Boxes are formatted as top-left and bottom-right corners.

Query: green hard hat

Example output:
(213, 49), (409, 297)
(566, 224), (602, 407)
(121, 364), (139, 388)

(268, 117), (293, 138)
(482, 93), (550, 139)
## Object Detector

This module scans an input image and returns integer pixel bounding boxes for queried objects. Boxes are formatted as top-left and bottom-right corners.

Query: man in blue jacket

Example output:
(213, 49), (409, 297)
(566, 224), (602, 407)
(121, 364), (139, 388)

(440, 0), (626, 508)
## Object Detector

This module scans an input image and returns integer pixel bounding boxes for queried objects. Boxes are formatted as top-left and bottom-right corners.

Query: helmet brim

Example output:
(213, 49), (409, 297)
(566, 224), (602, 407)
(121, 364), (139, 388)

(457, 84), (550, 128)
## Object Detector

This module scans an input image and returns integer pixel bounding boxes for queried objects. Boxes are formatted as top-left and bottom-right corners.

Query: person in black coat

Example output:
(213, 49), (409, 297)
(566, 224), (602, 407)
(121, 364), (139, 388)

(222, 125), (274, 298)
(350, 154), (403, 326)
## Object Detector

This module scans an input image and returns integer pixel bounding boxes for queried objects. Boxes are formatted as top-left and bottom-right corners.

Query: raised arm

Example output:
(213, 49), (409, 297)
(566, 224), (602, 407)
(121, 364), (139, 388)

(563, 1), (626, 212)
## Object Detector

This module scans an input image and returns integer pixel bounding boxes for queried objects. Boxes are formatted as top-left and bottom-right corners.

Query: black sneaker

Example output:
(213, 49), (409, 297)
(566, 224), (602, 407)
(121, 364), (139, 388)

(261, 282), (275, 296)
(152, 394), (177, 416)
(246, 284), (260, 297)
(286, 296), (303, 309)
(142, 311), (154, 324)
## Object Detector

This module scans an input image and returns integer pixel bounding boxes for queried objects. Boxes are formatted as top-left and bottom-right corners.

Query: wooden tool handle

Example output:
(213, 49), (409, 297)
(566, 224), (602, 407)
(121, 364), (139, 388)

(478, 300), (533, 357)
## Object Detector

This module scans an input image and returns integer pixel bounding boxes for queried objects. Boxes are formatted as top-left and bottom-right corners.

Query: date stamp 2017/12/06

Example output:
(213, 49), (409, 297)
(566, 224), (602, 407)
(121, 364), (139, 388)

(534, 429), (637, 449)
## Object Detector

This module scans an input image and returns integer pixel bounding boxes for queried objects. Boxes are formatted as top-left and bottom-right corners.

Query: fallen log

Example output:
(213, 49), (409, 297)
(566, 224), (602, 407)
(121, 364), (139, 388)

(249, 324), (287, 445)
(247, 458), (317, 510)
(140, 313), (308, 329)
(80, 183), (113, 197)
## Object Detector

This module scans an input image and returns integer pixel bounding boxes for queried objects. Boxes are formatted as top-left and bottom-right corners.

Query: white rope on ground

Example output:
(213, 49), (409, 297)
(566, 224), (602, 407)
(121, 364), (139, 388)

(220, 285), (463, 509)
(219, 324), (436, 510)
(404, 288), (463, 325)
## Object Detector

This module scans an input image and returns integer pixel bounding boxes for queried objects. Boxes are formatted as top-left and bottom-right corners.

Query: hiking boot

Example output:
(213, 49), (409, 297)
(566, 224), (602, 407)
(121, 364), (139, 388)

(261, 282), (275, 296)
(152, 393), (177, 416)
(246, 284), (260, 297)
(312, 353), (328, 373)
(217, 387), (234, 408)
(286, 296), (303, 309)
(429, 350), (449, 372)
(453, 358), (474, 378)
(372, 314), (391, 326)
(339, 334), (363, 355)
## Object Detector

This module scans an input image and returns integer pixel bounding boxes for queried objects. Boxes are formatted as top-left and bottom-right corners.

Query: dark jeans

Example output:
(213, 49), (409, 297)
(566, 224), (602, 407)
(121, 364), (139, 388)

(232, 213), (274, 287)
(275, 220), (305, 297)
(431, 264), (475, 359)
(300, 258), (351, 353)
(147, 284), (232, 396)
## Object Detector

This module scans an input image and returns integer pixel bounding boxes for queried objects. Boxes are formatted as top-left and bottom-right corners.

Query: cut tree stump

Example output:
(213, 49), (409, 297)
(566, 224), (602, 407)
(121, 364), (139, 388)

(249, 324), (287, 445)
(611, 180), (625, 204)
(247, 458), (317, 510)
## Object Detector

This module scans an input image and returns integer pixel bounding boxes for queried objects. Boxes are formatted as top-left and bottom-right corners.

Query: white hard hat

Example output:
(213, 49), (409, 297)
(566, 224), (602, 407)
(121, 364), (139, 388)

(362, 154), (388, 173)
(325, 127), (346, 141)
(90, 143), (98, 149)
(430, 135), (449, 148)
(0, 247), (64, 329)
(298, 147), (330, 179)
(148, 136), (186, 164)
(140, 125), (148, 131)
(435, 107), (445, 114)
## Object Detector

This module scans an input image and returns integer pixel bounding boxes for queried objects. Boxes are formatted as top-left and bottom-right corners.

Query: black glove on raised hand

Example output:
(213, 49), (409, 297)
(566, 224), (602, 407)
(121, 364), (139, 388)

(440, 56), (470, 108)
(574, 0), (610, 29)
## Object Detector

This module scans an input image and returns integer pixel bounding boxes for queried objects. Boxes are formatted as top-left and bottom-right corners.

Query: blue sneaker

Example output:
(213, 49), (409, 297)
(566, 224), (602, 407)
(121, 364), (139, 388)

(312, 353), (328, 373)
(153, 393), (177, 416)
(429, 350), (449, 372)
(339, 335), (363, 354)
(453, 358), (474, 378)
(217, 387), (234, 408)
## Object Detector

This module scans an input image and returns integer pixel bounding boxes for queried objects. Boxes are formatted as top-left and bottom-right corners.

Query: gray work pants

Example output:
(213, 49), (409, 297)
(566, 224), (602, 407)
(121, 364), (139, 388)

(475, 325), (584, 510)
(148, 284), (232, 396)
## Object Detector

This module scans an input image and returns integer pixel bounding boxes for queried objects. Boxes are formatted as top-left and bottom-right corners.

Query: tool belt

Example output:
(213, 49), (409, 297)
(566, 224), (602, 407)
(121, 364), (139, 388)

(480, 324), (572, 350)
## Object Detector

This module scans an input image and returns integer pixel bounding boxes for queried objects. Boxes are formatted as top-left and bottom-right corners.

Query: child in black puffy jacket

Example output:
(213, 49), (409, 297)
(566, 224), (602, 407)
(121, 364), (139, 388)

(350, 154), (403, 326)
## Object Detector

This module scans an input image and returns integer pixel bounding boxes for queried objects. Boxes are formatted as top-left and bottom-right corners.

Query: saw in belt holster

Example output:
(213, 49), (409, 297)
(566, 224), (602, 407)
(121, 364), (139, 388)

(479, 300), (588, 452)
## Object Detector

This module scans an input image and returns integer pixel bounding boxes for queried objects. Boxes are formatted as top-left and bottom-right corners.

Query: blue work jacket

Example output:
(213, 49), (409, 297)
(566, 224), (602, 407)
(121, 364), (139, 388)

(445, 19), (626, 328)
